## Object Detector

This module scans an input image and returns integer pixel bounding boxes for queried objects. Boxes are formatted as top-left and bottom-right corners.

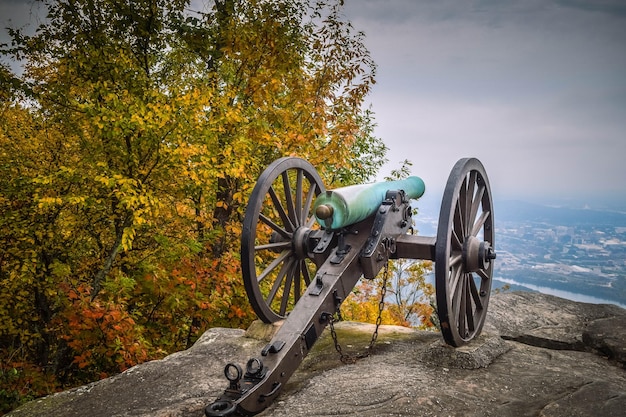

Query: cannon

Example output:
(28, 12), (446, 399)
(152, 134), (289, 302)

(205, 157), (496, 416)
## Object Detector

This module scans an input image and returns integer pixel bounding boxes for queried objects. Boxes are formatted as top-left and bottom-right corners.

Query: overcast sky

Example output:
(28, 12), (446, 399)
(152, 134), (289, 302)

(341, 0), (626, 210)
(2, 0), (625, 209)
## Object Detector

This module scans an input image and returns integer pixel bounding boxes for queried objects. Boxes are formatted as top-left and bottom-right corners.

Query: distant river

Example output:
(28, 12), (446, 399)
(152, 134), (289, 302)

(495, 277), (626, 310)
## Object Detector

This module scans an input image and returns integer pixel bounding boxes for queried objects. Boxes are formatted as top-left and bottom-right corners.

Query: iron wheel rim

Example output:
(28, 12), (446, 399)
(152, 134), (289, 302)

(241, 157), (325, 323)
(435, 158), (495, 346)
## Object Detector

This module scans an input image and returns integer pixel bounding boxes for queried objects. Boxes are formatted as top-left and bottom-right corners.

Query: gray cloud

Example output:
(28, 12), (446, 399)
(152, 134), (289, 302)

(0, 0), (45, 32)
(343, 0), (626, 208)
(557, 0), (626, 17)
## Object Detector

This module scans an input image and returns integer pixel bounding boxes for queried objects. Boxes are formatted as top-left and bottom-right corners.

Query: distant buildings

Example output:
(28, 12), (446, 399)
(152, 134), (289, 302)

(495, 218), (626, 306)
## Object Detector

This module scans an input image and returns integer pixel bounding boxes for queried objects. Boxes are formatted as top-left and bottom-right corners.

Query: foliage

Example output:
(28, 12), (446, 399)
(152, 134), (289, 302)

(341, 260), (436, 329)
(386, 259), (436, 328)
(385, 159), (413, 182)
(0, 0), (384, 412)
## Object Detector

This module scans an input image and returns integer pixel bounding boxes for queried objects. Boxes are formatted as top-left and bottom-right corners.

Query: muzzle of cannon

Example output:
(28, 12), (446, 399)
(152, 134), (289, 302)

(206, 157), (496, 416)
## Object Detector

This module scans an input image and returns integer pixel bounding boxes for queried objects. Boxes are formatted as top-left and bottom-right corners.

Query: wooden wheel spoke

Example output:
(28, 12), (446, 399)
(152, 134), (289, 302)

(466, 171), (476, 207)
(464, 172), (476, 232)
(469, 274), (483, 311)
(449, 265), (463, 301)
(477, 268), (490, 281)
(455, 274), (467, 334)
(450, 252), (463, 268)
(302, 261), (312, 286)
(459, 177), (468, 235)
(281, 171), (299, 228)
(257, 250), (292, 283)
(452, 229), (463, 251)
(303, 184), (317, 227)
(465, 280), (475, 332)
(305, 215), (317, 228)
(294, 261), (303, 303)
(266, 258), (292, 305)
(471, 210), (490, 237)
(255, 241), (291, 251)
(453, 203), (465, 240)
(295, 170), (304, 226)
(279, 262), (295, 315)
(469, 183), (485, 227)
(268, 185), (295, 233)
(259, 213), (291, 240)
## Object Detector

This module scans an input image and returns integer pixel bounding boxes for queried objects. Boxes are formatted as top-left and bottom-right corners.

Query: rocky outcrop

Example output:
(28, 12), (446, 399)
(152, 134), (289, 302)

(7, 291), (626, 417)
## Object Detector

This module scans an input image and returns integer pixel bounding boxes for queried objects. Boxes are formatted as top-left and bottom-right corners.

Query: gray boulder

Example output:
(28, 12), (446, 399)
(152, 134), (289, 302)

(7, 291), (626, 417)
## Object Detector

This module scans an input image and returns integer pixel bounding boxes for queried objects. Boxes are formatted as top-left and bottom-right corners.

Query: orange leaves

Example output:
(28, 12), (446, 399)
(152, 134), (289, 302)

(229, 305), (247, 320)
(0, 358), (57, 413)
(131, 252), (254, 353)
(74, 351), (93, 369)
(57, 283), (151, 375)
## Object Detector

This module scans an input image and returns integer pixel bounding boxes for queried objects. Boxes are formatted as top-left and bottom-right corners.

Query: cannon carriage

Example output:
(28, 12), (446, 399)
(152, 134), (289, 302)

(206, 157), (496, 416)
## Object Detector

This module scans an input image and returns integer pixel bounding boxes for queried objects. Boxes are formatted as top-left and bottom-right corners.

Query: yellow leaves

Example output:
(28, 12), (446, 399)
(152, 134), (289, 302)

(32, 175), (53, 185)
(37, 196), (62, 208)
(224, 108), (246, 124)
(94, 174), (116, 188)
(129, 112), (144, 127)
(121, 227), (136, 251)
(229, 163), (248, 180)
(232, 191), (244, 204)
(93, 114), (105, 130)
(67, 196), (87, 206)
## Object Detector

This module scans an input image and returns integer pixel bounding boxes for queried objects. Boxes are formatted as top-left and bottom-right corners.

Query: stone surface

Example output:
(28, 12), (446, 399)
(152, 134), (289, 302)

(7, 291), (626, 417)
(244, 319), (284, 342)
(7, 328), (267, 417)
(582, 316), (626, 366)
(418, 324), (511, 369)
(486, 291), (625, 353)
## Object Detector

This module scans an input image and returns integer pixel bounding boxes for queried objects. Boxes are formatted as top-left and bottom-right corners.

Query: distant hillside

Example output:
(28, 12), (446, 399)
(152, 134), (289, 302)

(496, 200), (626, 226)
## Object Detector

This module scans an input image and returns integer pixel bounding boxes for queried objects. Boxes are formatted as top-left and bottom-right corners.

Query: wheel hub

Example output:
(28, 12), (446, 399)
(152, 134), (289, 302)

(292, 227), (311, 260)
(462, 236), (496, 272)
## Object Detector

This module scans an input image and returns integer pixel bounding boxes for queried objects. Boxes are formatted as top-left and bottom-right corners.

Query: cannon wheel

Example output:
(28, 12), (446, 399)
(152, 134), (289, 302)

(435, 158), (495, 346)
(241, 157), (326, 323)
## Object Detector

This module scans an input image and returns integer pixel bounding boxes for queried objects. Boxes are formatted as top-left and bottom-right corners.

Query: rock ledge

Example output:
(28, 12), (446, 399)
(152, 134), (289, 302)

(7, 291), (626, 417)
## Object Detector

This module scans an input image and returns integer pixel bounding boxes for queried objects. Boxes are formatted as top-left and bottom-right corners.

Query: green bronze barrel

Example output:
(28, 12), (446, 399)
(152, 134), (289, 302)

(313, 176), (426, 230)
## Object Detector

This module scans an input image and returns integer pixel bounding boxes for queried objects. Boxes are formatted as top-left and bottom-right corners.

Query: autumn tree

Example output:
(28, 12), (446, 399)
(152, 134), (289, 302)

(385, 259), (435, 328)
(340, 259), (435, 329)
(0, 0), (383, 412)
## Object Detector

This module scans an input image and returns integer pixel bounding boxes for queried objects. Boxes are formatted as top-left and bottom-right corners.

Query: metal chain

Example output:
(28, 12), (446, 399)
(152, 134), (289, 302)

(367, 261), (390, 350)
(327, 314), (357, 364)
(327, 261), (390, 364)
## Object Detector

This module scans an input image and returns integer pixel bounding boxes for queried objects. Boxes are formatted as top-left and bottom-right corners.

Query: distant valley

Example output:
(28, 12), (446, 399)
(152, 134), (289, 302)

(414, 198), (626, 309)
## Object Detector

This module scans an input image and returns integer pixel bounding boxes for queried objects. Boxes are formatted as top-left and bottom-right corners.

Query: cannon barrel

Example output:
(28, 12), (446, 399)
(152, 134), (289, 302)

(313, 176), (425, 230)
